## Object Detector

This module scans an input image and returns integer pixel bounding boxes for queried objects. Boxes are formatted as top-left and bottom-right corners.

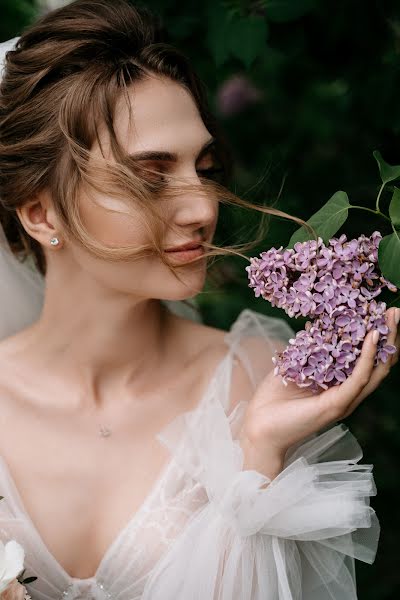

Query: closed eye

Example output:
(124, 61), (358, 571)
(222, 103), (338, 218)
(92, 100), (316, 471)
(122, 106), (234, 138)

(136, 161), (226, 190)
(196, 166), (225, 180)
(143, 164), (225, 181)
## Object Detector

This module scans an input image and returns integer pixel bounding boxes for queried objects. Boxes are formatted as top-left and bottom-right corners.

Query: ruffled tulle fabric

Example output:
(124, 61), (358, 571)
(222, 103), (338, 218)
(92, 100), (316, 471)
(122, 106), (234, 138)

(142, 378), (380, 599)
(0, 307), (379, 599)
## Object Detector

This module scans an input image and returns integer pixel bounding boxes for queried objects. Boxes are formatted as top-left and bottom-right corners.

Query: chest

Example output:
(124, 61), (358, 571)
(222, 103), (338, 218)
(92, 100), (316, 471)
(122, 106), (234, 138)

(0, 348), (226, 581)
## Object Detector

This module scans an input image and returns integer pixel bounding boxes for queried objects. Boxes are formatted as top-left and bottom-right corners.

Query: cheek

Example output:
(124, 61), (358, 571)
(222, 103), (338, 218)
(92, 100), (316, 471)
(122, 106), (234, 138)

(78, 191), (147, 247)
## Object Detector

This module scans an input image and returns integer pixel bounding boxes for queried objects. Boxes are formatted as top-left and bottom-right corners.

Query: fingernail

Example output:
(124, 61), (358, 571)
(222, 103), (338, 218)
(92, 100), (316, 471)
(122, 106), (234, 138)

(395, 308), (400, 325)
(372, 330), (379, 344)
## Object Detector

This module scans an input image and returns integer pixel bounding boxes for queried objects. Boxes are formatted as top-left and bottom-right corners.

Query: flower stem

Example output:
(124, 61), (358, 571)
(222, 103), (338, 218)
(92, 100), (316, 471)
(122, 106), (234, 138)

(349, 204), (391, 222)
(376, 182), (386, 212)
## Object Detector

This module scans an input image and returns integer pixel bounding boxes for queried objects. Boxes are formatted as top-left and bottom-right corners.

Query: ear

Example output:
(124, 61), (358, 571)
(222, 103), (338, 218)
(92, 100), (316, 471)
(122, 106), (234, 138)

(17, 190), (63, 248)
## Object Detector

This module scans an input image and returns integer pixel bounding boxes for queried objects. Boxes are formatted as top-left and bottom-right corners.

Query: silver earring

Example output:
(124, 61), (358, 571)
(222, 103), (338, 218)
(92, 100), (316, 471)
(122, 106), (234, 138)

(50, 237), (60, 246)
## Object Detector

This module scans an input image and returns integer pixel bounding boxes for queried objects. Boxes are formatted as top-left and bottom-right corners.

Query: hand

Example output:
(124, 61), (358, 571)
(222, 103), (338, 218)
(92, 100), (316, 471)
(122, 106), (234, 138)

(240, 306), (400, 465)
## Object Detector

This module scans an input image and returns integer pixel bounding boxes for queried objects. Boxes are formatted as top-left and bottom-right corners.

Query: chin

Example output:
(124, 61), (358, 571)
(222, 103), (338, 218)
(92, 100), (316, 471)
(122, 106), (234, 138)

(161, 287), (202, 302)
(161, 278), (205, 301)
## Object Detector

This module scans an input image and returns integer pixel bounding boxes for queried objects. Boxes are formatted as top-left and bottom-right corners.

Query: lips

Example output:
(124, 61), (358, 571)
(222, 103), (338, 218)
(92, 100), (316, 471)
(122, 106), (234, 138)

(165, 240), (203, 252)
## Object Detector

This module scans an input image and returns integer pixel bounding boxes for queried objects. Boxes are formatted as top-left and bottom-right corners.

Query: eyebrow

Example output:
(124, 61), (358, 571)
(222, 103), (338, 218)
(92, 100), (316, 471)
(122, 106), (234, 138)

(128, 137), (216, 162)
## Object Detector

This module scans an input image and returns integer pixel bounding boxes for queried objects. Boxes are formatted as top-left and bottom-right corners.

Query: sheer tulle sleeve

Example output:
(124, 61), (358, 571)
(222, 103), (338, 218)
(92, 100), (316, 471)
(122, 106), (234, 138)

(142, 309), (380, 600)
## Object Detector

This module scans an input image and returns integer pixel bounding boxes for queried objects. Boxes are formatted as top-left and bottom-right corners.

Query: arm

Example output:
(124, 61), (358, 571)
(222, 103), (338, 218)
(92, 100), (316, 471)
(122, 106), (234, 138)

(142, 309), (393, 599)
(239, 435), (284, 482)
(143, 387), (379, 599)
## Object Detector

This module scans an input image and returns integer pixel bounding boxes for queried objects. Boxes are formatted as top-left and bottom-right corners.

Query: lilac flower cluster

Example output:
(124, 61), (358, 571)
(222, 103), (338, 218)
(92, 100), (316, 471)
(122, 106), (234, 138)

(246, 231), (398, 392)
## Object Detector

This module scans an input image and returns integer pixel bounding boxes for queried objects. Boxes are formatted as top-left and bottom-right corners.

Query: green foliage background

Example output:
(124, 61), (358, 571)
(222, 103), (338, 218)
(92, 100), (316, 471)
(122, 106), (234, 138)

(2, 1), (400, 597)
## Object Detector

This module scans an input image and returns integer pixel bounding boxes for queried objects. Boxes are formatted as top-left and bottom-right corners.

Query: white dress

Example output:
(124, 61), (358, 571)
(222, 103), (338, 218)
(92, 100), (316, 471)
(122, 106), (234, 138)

(0, 309), (380, 600)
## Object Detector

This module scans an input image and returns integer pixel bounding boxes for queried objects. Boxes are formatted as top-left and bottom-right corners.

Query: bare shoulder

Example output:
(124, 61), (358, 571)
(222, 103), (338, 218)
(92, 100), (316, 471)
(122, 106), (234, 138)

(0, 333), (27, 394)
(0, 326), (49, 419)
(172, 310), (283, 366)
(0, 325), (38, 370)
(170, 313), (229, 366)
(171, 313), (281, 414)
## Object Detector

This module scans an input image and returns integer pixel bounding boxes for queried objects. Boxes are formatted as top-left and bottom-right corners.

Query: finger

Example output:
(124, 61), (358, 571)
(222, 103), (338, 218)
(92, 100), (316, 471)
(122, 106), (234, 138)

(390, 330), (400, 366)
(385, 307), (399, 355)
(343, 307), (399, 416)
(319, 327), (378, 420)
(350, 307), (399, 402)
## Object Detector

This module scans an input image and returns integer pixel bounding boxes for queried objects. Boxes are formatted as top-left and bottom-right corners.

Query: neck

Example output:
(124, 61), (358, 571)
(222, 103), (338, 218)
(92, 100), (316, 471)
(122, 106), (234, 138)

(14, 276), (174, 410)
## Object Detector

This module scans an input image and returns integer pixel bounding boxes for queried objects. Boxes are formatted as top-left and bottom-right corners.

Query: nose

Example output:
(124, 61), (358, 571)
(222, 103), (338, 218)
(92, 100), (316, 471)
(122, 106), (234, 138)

(173, 170), (218, 230)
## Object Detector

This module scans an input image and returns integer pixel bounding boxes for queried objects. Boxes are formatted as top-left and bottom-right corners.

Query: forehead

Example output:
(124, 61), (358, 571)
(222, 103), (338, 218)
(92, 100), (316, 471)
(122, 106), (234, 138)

(111, 75), (211, 156)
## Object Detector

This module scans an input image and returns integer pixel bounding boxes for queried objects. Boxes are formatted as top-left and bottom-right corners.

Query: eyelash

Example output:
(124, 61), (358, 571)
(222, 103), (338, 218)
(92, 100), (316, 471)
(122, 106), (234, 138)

(196, 166), (225, 178)
(153, 166), (225, 184)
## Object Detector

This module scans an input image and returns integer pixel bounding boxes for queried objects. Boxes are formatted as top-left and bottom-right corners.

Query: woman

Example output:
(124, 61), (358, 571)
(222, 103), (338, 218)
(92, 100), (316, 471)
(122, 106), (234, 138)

(0, 1), (398, 599)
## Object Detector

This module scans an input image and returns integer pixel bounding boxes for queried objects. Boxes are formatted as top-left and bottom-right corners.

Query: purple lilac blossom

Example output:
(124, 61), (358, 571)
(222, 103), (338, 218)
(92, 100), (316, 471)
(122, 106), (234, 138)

(246, 231), (398, 392)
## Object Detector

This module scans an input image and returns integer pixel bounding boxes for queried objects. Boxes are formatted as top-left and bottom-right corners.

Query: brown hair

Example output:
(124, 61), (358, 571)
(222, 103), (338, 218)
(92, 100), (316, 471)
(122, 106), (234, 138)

(0, 0), (315, 294)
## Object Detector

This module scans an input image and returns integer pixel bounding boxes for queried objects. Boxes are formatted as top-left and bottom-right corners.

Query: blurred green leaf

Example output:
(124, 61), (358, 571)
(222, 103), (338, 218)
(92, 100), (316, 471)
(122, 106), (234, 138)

(205, 3), (233, 67)
(287, 191), (350, 247)
(229, 14), (268, 68)
(206, 3), (268, 68)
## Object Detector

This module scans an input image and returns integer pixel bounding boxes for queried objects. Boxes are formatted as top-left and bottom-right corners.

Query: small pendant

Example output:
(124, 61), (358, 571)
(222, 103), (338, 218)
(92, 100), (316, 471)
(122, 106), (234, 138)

(99, 425), (112, 438)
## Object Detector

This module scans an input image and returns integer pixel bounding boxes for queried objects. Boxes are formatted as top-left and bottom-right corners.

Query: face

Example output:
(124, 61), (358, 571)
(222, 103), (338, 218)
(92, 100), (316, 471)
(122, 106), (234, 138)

(65, 75), (220, 301)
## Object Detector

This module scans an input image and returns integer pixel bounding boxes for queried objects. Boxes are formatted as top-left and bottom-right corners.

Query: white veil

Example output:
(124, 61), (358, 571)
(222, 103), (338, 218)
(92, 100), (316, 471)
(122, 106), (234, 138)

(0, 36), (201, 342)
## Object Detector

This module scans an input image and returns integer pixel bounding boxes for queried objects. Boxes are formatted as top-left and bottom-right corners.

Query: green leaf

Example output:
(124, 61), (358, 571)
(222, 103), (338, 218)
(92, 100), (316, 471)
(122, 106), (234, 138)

(228, 15), (268, 69)
(378, 231), (400, 288)
(206, 5), (268, 68)
(389, 187), (400, 229)
(373, 150), (400, 184)
(205, 3), (233, 67)
(264, 0), (316, 22)
(287, 190), (350, 248)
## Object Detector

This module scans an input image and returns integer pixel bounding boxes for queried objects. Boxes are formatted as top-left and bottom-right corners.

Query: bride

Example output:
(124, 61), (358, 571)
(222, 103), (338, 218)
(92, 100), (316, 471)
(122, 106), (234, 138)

(0, 1), (398, 599)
